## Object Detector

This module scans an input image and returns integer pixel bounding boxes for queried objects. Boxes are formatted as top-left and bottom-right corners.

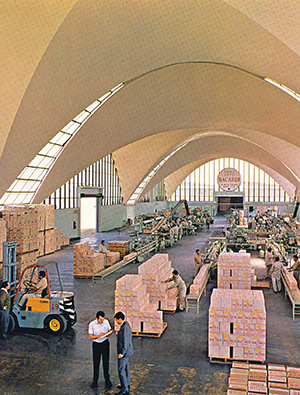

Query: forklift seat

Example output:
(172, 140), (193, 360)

(41, 287), (49, 298)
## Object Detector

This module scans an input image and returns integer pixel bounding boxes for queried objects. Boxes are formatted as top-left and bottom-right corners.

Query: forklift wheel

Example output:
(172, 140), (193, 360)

(45, 315), (66, 335)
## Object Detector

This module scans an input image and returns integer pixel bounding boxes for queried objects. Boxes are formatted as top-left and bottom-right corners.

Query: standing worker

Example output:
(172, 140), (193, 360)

(264, 247), (274, 279)
(88, 310), (113, 390)
(206, 216), (210, 230)
(270, 256), (283, 293)
(114, 311), (133, 395)
(194, 249), (204, 277)
(99, 240), (107, 265)
(0, 281), (11, 339)
(289, 255), (300, 288)
(163, 270), (187, 311)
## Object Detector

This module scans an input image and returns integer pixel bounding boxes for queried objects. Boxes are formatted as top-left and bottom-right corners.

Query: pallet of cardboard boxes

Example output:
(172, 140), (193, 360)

(114, 253), (178, 336)
(0, 204), (69, 281)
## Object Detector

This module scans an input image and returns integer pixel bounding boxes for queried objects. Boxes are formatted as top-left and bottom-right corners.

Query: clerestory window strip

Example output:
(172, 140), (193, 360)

(0, 83), (124, 205)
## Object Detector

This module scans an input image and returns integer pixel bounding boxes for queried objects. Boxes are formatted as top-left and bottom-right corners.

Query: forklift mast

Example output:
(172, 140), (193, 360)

(2, 241), (18, 291)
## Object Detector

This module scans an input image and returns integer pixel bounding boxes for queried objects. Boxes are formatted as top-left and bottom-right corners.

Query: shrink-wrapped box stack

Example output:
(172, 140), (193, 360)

(107, 240), (130, 259)
(189, 264), (210, 295)
(218, 251), (254, 290)
(281, 267), (298, 290)
(138, 254), (178, 311)
(115, 274), (164, 334)
(0, 219), (7, 262)
(209, 289), (266, 362)
(73, 241), (104, 277)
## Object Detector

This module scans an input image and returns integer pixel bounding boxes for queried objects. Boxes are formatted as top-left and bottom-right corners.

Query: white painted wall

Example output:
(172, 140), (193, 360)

(55, 208), (81, 239)
(99, 204), (126, 232)
(126, 201), (169, 219)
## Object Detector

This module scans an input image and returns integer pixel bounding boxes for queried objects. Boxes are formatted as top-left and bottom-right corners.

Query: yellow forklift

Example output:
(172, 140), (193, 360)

(2, 242), (76, 335)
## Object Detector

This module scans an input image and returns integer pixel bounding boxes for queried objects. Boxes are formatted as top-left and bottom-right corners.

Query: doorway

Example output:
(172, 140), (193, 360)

(80, 197), (97, 236)
(217, 196), (243, 214)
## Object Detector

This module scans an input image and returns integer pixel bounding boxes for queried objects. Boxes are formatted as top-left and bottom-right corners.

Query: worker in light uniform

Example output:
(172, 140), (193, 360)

(194, 249), (204, 277)
(163, 270), (186, 311)
(289, 255), (300, 288)
(270, 256), (283, 293)
(264, 247), (274, 279)
(99, 240), (107, 265)
(19, 271), (48, 308)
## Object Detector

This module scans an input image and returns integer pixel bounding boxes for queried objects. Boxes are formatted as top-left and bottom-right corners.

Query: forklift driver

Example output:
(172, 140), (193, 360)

(18, 271), (48, 309)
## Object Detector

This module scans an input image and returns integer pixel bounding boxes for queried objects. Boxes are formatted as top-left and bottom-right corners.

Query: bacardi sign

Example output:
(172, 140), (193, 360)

(217, 168), (241, 191)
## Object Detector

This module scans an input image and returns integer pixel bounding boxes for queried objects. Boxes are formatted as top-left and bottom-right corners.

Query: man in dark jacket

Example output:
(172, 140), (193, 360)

(0, 281), (11, 339)
(114, 311), (133, 395)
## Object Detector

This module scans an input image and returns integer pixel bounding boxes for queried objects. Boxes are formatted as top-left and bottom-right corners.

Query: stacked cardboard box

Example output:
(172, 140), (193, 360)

(281, 267), (298, 290)
(38, 205), (69, 256)
(218, 251), (254, 290)
(0, 219), (7, 262)
(2, 205), (39, 255)
(105, 251), (120, 267)
(73, 241), (104, 277)
(1, 204), (69, 259)
(209, 289), (266, 362)
(137, 254), (178, 311)
(115, 274), (164, 334)
(227, 363), (300, 394)
(107, 241), (130, 259)
(189, 264), (210, 295)
(123, 252), (137, 261)
(16, 250), (38, 283)
(238, 210), (248, 226)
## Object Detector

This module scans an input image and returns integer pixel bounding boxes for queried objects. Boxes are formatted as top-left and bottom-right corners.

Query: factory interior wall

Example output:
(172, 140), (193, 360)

(55, 208), (81, 239)
(126, 201), (169, 220)
(99, 204), (126, 232)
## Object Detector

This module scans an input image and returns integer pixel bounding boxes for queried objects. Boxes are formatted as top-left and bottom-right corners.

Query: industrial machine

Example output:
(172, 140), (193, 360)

(6, 260), (76, 335)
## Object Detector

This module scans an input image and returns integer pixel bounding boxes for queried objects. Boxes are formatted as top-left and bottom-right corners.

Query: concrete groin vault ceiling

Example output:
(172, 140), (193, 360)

(2, 0), (300, 204)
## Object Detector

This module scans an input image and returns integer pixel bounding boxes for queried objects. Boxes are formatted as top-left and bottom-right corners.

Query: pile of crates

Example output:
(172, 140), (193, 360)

(0, 204), (69, 279)
(227, 361), (300, 394)
(218, 251), (255, 290)
(114, 254), (178, 335)
(73, 241), (105, 277)
(209, 288), (266, 362)
(107, 240), (130, 259)
(115, 274), (164, 334)
(189, 264), (210, 295)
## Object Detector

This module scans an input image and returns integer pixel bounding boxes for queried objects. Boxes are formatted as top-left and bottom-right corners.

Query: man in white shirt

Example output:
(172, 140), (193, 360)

(88, 310), (113, 390)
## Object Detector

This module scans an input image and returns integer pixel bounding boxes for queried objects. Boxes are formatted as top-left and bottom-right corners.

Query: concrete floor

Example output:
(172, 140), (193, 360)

(1, 216), (300, 395)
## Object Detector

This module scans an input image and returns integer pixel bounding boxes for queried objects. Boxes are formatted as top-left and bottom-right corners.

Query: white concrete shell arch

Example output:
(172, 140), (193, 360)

(2, 0), (300, 203)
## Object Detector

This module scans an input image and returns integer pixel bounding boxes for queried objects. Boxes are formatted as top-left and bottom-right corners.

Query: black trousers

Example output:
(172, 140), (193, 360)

(92, 339), (110, 383)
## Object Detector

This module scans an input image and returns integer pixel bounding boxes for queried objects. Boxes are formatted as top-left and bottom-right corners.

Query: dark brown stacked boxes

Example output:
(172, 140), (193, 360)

(107, 240), (130, 259)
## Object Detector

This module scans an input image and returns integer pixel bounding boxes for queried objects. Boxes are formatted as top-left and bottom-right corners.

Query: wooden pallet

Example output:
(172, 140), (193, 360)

(210, 356), (265, 365)
(132, 322), (167, 338)
(74, 273), (93, 279)
(251, 280), (270, 289)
